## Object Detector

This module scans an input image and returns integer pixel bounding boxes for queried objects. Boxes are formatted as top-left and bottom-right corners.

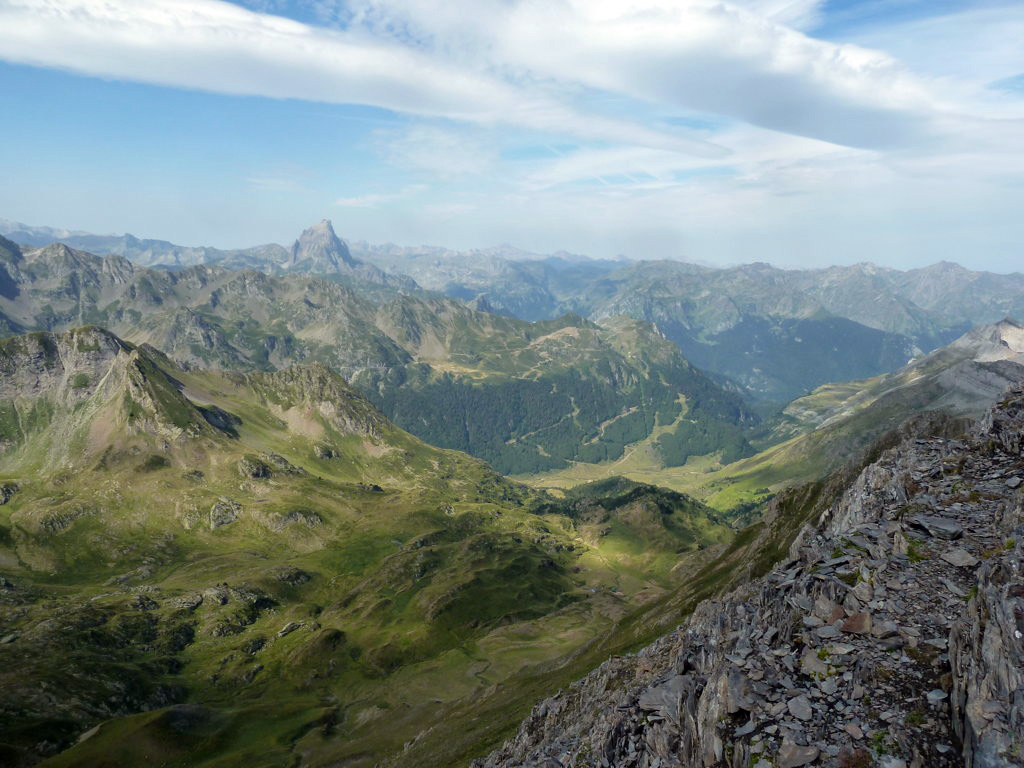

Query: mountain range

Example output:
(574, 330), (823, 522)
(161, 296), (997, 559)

(1, 215), (1024, 768)
(0, 234), (755, 476)
(5, 218), (1024, 401)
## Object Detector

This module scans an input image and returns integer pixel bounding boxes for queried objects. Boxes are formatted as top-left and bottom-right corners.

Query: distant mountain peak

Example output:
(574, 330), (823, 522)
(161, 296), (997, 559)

(288, 218), (356, 270)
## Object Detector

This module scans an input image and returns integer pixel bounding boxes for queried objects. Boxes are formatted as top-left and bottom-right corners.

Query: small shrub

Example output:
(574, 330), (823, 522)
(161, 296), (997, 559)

(70, 373), (90, 388)
(137, 454), (170, 472)
(906, 539), (929, 562)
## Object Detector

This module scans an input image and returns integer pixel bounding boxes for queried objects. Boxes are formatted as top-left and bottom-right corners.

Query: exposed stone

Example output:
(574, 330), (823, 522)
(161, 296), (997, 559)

(910, 515), (963, 540)
(940, 548), (979, 568)
(209, 498), (241, 529)
(777, 739), (820, 767)
(841, 612), (872, 635)
(237, 456), (271, 479)
(787, 695), (813, 721)
(0, 482), (18, 505)
(474, 384), (1024, 768)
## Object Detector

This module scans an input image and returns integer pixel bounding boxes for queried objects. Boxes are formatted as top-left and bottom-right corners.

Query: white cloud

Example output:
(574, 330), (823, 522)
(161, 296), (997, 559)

(0, 0), (723, 155)
(345, 0), (954, 150)
(2, 0), (1023, 272)
(730, 0), (826, 30)
(0, 0), (983, 156)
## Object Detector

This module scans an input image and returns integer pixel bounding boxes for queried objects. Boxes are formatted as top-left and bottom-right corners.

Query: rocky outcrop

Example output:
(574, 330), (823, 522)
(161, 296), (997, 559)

(287, 220), (416, 291)
(476, 385), (1024, 768)
(242, 363), (389, 439)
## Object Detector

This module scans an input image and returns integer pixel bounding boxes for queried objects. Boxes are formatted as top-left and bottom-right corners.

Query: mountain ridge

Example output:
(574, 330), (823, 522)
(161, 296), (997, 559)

(474, 383), (1024, 768)
(0, 240), (758, 476)
(10, 217), (1024, 400)
(0, 325), (743, 768)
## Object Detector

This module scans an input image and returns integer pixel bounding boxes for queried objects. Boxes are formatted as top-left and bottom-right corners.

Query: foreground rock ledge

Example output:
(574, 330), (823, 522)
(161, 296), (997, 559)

(474, 385), (1024, 768)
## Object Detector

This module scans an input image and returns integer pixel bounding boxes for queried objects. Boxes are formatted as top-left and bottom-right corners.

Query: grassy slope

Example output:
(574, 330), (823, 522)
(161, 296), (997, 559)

(0, 328), (735, 768)
(518, 331), (1019, 510)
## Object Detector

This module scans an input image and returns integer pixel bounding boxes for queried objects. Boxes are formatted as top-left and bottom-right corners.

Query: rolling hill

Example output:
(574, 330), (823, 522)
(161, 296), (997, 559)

(0, 326), (737, 768)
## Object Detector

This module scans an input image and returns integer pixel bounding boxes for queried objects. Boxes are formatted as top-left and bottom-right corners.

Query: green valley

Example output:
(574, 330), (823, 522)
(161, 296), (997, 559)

(0, 326), (739, 768)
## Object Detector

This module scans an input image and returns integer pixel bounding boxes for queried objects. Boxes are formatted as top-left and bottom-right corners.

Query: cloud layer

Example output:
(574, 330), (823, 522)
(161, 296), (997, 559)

(0, 0), (1022, 268)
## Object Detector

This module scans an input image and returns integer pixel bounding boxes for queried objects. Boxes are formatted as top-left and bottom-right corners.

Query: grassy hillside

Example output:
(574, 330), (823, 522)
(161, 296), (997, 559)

(0, 240), (758, 477)
(0, 327), (737, 768)
(521, 320), (1024, 510)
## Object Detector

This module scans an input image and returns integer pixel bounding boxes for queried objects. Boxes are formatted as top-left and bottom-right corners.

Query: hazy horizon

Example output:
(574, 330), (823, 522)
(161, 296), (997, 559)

(6, 212), (1024, 277)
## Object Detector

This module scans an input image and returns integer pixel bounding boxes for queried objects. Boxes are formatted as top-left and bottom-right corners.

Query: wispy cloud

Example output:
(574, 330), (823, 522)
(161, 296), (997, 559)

(375, 125), (499, 177)
(343, 0), (951, 150)
(0, 0), (723, 155)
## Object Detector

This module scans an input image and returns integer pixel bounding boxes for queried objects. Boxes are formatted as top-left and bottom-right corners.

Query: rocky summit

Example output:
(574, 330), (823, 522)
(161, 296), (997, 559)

(475, 384), (1024, 768)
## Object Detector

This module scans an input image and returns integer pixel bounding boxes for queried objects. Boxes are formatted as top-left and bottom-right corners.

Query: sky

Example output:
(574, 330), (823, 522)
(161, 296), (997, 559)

(0, 0), (1022, 270)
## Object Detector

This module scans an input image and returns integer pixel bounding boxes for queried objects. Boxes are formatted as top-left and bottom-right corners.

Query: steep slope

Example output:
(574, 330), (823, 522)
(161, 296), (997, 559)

(0, 240), (758, 477)
(524, 320), (1024, 514)
(894, 261), (1024, 329)
(0, 218), (418, 297)
(286, 220), (417, 295)
(677, 319), (1024, 509)
(355, 307), (757, 474)
(783, 318), (1024, 434)
(0, 218), (293, 271)
(0, 237), (413, 375)
(476, 385), (1024, 768)
(580, 261), (925, 401)
(351, 241), (624, 321)
(7, 218), (1024, 401)
(0, 327), (737, 768)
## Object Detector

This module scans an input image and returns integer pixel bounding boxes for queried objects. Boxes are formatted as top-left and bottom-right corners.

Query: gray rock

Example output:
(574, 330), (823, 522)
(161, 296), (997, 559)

(174, 593), (203, 611)
(209, 498), (241, 529)
(237, 455), (271, 479)
(734, 718), (756, 737)
(0, 482), (18, 505)
(941, 548), (979, 567)
(778, 739), (820, 767)
(926, 689), (948, 704)
(637, 674), (690, 720)
(911, 515), (963, 540)
(469, 385), (1024, 768)
(787, 695), (813, 721)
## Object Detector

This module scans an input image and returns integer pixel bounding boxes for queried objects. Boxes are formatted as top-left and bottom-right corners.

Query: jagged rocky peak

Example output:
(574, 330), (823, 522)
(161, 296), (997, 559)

(0, 326), (131, 400)
(477, 381), (1024, 768)
(0, 327), (219, 469)
(288, 219), (357, 270)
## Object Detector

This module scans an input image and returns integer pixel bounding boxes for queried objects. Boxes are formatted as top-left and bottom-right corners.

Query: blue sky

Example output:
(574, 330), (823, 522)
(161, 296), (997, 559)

(0, 0), (1022, 270)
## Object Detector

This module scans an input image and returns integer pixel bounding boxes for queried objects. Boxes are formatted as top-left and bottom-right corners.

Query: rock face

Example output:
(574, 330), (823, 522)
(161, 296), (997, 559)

(287, 220), (415, 291)
(288, 219), (358, 271)
(475, 384), (1024, 768)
